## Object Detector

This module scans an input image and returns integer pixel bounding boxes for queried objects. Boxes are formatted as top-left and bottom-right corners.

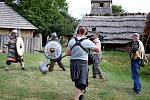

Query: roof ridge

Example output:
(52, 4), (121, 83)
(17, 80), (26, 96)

(0, 2), (38, 29)
(0, 2), (5, 3)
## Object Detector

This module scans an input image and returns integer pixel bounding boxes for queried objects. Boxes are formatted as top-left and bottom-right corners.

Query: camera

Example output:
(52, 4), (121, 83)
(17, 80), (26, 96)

(87, 35), (94, 41)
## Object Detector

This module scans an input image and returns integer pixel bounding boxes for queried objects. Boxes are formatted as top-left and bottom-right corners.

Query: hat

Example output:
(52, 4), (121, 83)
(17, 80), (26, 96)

(131, 33), (140, 37)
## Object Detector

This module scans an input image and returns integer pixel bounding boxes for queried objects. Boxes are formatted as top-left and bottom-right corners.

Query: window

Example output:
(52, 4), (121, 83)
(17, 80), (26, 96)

(99, 3), (104, 7)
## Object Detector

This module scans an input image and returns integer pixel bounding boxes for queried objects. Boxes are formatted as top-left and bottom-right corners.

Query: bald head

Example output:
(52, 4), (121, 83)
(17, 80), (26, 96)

(78, 26), (87, 35)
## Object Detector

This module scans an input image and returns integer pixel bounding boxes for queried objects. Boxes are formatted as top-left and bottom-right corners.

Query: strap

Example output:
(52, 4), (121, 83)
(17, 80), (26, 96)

(71, 37), (88, 53)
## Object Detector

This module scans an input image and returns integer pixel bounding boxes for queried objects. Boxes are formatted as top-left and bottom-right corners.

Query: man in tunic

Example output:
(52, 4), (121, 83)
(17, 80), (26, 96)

(47, 32), (65, 71)
(5, 29), (25, 70)
(66, 26), (100, 100)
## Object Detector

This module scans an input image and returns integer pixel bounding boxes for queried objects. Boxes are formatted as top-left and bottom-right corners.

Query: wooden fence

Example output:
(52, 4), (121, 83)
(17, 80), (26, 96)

(0, 34), (42, 54)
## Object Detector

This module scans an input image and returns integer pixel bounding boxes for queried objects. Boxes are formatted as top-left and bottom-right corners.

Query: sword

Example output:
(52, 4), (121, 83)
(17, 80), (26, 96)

(61, 55), (67, 59)
(50, 54), (67, 60)
(46, 55), (67, 67)
(31, 48), (67, 60)
(31, 49), (44, 53)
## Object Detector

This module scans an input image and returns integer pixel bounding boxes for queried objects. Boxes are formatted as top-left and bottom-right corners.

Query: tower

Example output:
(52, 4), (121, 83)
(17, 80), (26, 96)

(91, 0), (112, 15)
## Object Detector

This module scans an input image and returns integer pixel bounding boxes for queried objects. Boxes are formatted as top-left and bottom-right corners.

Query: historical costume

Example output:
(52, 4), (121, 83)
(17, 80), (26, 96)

(47, 32), (65, 71)
(4, 29), (25, 70)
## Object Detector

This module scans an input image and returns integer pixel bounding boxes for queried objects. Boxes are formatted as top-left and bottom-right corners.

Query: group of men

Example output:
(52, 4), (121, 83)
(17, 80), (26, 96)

(0, 27), (105, 100)
(66, 26), (145, 99)
(0, 26), (145, 99)
(0, 30), (66, 72)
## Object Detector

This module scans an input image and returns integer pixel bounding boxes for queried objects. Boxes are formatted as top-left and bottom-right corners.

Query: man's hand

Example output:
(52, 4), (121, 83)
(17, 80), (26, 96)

(0, 50), (3, 54)
(66, 48), (71, 56)
(93, 38), (100, 44)
(91, 38), (101, 52)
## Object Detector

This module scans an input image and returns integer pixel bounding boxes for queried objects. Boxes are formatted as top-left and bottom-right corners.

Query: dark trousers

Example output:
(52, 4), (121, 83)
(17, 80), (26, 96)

(131, 59), (141, 93)
(49, 60), (65, 71)
(70, 59), (88, 90)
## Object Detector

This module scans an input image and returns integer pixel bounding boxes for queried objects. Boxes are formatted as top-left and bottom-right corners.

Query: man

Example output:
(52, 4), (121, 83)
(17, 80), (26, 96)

(47, 32), (65, 71)
(92, 31), (105, 80)
(66, 26), (100, 100)
(130, 33), (145, 95)
(5, 29), (25, 70)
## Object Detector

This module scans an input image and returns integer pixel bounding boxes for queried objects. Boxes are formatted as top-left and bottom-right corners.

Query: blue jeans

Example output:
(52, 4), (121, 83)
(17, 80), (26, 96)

(131, 59), (141, 93)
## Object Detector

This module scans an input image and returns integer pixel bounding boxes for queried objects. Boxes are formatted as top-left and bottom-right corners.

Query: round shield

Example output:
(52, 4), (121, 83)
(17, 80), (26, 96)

(16, 37), (24, 56)
(39, 64), (48, 74)
(44, 41), (62, 60)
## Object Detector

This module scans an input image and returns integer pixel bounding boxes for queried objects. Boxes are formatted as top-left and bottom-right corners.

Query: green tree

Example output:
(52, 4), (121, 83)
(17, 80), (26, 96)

(112, 5), (125, 15)
(7, 0), (78, 45)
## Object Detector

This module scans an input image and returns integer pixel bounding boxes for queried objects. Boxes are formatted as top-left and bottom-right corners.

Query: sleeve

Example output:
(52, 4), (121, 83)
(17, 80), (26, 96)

(5, 41), (10, 46)
(83, 39), (96, 49)
(131, 41), (139, 53)
(67, 38), (74, 49)
(98, 40), (101, 48)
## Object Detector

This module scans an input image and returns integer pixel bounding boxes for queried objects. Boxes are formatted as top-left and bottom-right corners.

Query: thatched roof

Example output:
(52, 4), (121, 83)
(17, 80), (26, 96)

(0, 2), (37, 30)
(91, 8), (112, 15)
(79, 14), (147, 44)
(91, 0), (112, 2)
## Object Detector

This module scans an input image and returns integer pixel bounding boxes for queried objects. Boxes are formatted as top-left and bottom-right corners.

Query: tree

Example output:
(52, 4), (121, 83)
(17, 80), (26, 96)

(6, 0), (78, 45)
(112, 5), (125, 15)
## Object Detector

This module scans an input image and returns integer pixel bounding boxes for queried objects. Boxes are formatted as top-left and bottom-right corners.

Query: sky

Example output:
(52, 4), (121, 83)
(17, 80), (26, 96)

(66, 0), (150, 19)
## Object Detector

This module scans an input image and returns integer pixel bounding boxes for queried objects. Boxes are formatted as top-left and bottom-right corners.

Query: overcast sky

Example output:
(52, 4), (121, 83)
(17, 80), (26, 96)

(66, 0), (150, 19)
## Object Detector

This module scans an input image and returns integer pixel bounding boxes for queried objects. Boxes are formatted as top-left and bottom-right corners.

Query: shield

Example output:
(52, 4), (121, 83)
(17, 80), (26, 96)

(44, 41), (62, 60)
(16, 37), (24, 56)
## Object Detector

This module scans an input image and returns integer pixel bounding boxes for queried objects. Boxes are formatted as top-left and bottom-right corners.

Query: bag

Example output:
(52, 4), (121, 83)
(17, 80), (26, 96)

(88, 54), (93, 65)
(139, 55), (148, 67)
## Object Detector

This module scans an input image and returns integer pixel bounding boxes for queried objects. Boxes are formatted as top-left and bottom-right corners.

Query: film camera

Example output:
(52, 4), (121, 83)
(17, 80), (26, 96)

(77, 26), (106, 41)
(87, 27), (100, 41)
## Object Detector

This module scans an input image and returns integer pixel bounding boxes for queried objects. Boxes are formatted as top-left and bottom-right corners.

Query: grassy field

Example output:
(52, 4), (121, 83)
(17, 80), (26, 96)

(0, 51), (150, 100)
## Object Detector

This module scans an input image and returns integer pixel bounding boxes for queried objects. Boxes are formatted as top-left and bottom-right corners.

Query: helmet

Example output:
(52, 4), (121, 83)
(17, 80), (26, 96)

(51, 32), (57, 37)
(39, 64), (48, 74)
(11, 29), (18, 34)
(9, 29), (18, 39)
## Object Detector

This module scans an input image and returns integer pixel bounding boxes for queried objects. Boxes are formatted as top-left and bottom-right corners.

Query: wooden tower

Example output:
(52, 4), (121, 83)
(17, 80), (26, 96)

(91, 0), (112, 15)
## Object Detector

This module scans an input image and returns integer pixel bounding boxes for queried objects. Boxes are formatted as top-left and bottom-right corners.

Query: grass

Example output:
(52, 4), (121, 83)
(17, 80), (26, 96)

(0, 51), (150, 100)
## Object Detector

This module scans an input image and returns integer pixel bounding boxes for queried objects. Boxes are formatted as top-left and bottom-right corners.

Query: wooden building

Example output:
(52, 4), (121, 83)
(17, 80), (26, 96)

(0, 2), (42, 53)
(78, 0), (147, 51)
(91, 0), (112, 15)
(143, 12), (150, 53)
